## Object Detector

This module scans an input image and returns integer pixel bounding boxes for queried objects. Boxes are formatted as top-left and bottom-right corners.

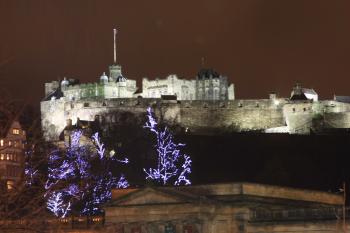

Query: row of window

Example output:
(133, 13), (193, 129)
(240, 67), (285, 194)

(13, 129), (20, 134)
(292, 107), (310, 112)
(67, 87), (133, 100)
(6, 165), (21, 178)
(197, 89), (222, 100)
(0, 153), (22, 162)
(0, 139), (24, 148)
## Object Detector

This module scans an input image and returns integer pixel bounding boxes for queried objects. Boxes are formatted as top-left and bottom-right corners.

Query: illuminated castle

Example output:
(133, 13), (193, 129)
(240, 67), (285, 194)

(45, 68), (234, 102)
(40, 31), (350, 141)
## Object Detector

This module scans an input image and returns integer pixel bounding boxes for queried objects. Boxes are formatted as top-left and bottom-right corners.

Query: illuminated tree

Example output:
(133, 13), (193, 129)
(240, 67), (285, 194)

(45, 131), (129, 217)
(143, 107), (191, 186)
(47, 192), (71, 218)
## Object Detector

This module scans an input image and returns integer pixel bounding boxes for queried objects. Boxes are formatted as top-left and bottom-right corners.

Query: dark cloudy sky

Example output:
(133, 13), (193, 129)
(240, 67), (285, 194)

(0, 0), (350, 105)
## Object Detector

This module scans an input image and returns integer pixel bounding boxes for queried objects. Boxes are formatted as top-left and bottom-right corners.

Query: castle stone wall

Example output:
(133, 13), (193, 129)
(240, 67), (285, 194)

(42, 98), (287, 141)
(41, 96), (350, 141)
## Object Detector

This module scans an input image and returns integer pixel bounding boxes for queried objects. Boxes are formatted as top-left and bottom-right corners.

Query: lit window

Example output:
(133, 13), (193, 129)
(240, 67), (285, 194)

(12, 129), (20, 135)
(14, 141), (17, 148)
(7, 180), (14, 190)
(0, 139), (3, 146)
(8, 141), (12, 146)
(6, 154), (10, 160)
(0, 154), (4, 160)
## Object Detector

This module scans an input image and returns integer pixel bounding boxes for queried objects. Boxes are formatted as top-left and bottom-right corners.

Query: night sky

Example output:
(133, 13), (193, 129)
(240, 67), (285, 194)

(1, 0), (350, 105)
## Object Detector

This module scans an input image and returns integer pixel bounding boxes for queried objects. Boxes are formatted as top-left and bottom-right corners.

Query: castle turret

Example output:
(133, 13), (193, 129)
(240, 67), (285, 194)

(100, 72), (109, 84)
(45, 81), (59, 96)
(61, 77), (69, 89)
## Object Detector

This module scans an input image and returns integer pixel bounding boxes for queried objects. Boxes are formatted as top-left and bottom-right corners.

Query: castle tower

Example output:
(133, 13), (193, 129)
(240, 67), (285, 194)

(100, 72), (109, 84)
(61, 77), (70, 90)
(109, 64), (123, 81)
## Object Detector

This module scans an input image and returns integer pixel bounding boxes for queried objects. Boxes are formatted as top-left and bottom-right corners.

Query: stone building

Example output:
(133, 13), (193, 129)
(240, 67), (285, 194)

(141, 69), (235, 101)
(44, 64), (234, 103)
(141, 75), (196, 100)
(0, 119), (26, 189)
(195, 68), (235, 101)
(0, 182), (347, 233)
(45, 65), (137, 102)
(104, 182), (346, 233)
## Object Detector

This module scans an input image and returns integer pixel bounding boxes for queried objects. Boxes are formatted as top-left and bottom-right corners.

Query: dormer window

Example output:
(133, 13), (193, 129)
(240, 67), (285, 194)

(12, 129), (20, 135)
(0, 140), (3, 147)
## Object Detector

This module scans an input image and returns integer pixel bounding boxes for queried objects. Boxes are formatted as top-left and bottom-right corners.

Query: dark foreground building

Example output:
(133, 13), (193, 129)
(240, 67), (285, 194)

(1, 182), (348, 233)
(103, 183), (346, 233)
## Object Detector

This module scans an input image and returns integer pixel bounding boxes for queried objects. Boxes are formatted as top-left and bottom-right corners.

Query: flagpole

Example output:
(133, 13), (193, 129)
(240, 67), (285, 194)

(113, 29), (117, 64)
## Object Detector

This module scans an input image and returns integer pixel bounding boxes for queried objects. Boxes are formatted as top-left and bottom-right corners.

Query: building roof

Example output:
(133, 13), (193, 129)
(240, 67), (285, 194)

(334, 95), (350, 103)
(290, 84), (317, 101)
(290, 92), (308, 100)
(0, 118), (22, 138)
(59, 118), (101, 141)
(42, 88), (64, 101)
(109, 182), (343, 207)
(0, 104), (23, 138)
(302, 88), (317, 96)
(116, 75), (127, 82)
(0, 116), (10, 138)
(197, 68), (220, 80)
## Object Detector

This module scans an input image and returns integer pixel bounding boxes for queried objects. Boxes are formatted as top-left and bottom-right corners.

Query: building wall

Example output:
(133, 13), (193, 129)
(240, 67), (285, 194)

(102, 183), (345, 233)
(41, 92), (350, 141)
(141, 75), (234, 101)
(196, 76), (234, 100)
(41, 98), (285, 141)
(45, 81), (59, 96)
(61, 81), (137, 101)
(142, 75), (196, 100)
(248, 220), (345, 233)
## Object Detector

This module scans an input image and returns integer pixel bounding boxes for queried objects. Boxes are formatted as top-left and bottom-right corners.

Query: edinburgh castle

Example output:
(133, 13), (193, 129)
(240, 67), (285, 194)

(40, 60), (350, 141)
